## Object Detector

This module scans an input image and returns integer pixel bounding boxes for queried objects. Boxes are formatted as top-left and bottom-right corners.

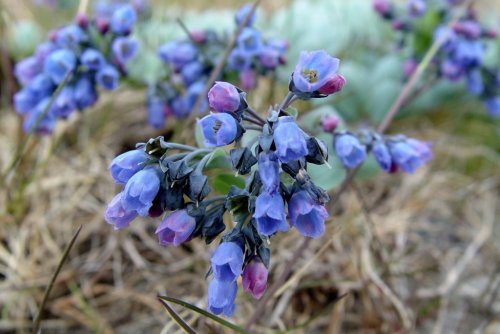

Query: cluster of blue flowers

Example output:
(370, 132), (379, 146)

(106, 49), (350, 316)
(322, 117), (432, 173)
(373, 0), (500, 116)
(13, 4), (138, 134)
(146, 4), (288, 129)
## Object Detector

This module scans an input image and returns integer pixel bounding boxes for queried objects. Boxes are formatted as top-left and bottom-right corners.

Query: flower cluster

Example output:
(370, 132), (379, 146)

(146, 4), (288, 129)
(373, 0), (499, 116)
(106, 50), (344, 316)
(13, 4), (138, 134)
(323, 118), (432, 173)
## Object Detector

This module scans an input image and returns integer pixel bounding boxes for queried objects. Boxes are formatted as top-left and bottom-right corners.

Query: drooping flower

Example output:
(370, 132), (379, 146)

(372, 140), (392, 173)
(96, 64), (120, 90)
(80, 48), (106, 71)
(272, 116), (308, 163)
(235, 3), (256, 27)
(258, 152), (280, 192)
(52, 86), (76, 118)
(112, 37), (138, 65)
(109, 149), (149, 184)
(74, 76), (98, 110)
(389, 139), (432, 173)
(288, 190), (328, 238)
(22, 98), (56, 134)
(147, 94), (166, 129)
(208, 82), (241, 113)
(253, 191), (288, 236)
(407, 0), (426, 17)
(292, 50), (340, 93)
(208, 279), (238, 316)
(199, 113), (239, 147)
(485, 96), (500, 117)
(121, 167), (161, 216)
(43, 49), (76, 84)
(158, 41), (198, 70)
(110, 4), (136, 35)
(334, 133), (367, 168)
(242, 259), (268, 299)
(155, 210), (196, 246)
(211, 242), (243, 282)
(14, 56), (41, 86)
(104, 192), (138, 230)
(236, 28), (263, 55)
(55, 24), (87, 47)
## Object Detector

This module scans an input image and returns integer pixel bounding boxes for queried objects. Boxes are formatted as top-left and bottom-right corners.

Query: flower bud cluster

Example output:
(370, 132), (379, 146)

(13, 4), (138, 134)
(145, 3), (288, 129)
(373, 0), (499, 117)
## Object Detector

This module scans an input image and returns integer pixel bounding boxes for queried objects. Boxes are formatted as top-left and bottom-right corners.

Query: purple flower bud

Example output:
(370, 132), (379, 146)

(239, 69), (256, 91)
(208, 279), (237, 317)
(109, 149), (149, 184)
(372, 141), (392, 173)
(453, 20), (482, 39)
(22, 98), (56, 134)
(258, 152), (280, 192)
(466, 70), (483, 95)
(74, 76), (98, 110)
(321, 115), (339, 133)
(403, 58), (418, 77)
(484, 96), (500, 117)
(14, 56), (41, 86)
(235, 3), (256, 27)
(44, 49), (76, 84)
(110, 5), (136, 34)
(112, 37), (138, 65)
(373, 0), (391, 17)
(121, 167), (161, 216)
(237, 28), (262, 55)
(211, 242), (243, 282)
(81, 48), (106, 71)
(253, 191), (288, 236)
(55, 25), (87, 47)
(228, 48), (252, 71)
(292, 50), (340, 93)
(96, 17), (110, 34)
(75, 13), (89, 29)
(208, 81), (240, 113)
(96, 64), (120, 90)
(155, 210), (196, 246)
(199, 113), (239, 147)
(242, 259), (268, 299)
(318, 74), (346, 95)
(104, 192), (138, 230)
(52, 86), (76, 118)
(273, 116), (308, 163)
(483, 29), (497, 39)
(407, 0), (426, 17)
(334, 133), (366, 168)
(158, 41), (198, 70)
(288, 190), (328, 238)
(147, 94), (166, 129)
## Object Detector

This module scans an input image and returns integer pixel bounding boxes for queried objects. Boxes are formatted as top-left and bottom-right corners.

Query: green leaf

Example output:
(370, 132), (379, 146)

(158, 295), (252, 334)
(158, 299), (197, 334)
(205, 148), (231, 170)
(355, 155), (380, 180)
(212, 174), (245, 194)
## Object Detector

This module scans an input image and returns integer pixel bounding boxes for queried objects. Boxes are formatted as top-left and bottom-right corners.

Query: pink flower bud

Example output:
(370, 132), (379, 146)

(321, 115), (339, 133)
(318, 74), (346, 95)
(242, 259), (268, 299)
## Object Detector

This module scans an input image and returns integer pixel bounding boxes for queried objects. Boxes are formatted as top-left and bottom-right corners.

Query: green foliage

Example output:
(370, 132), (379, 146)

(7, 21), (43, 60)
(212, 173), (245, 194)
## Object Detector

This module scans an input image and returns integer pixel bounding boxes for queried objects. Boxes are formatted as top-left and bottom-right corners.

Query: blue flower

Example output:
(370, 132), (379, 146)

(211, 242), (243, 282)
(158, 41), (198, 70)
(109, 149), (149, 184)
(55, 25), (87, 47)
(228, 48), (252, 71)
(43, 49), (76, 84)
(272, 116), (308, 163)
(147, 94), (166, 129)
(121, 167), (161, 216)
(292, 50), (340, 93)
(407, 139), (432, 164)
(407, 0), (426, 17)
(181, 61), (204, 86)
(389, 139), (431, 174)
(52, 86), (76, 118)
(96, 64), (120, 90)
(253, 191), (288, 236)
(208, 279), (237, 317)
(236, 28), (262, 55)
(104, 192), (138, 230)
(34, 42), (56, 63)
(14, 56), (41, 86)
(466, 70), (484, 95)
(208, 81), (241, 113)
(28, 74), (55, 99)
(74, 76), (98, 110)
(14, 89), (37, 115)
(440, 59), (463, 81)
(485, 96), (500, 117)
(235, 3), (256, 27)
(372, 140), (392, 173)
(259, 46), (280, 69)
(22, 98), (56, 135)
(110, 5), (136, 35)
(112, 37), (138, 65)
(155, 210), (196, 246)
(258, 152), (280, 192)
(199, 113), (239, 147)
(288, 190), (328, 238)
(334, 133), (366, 168)
(80, 48), (106, 71)
(453, 39), (484, 68)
